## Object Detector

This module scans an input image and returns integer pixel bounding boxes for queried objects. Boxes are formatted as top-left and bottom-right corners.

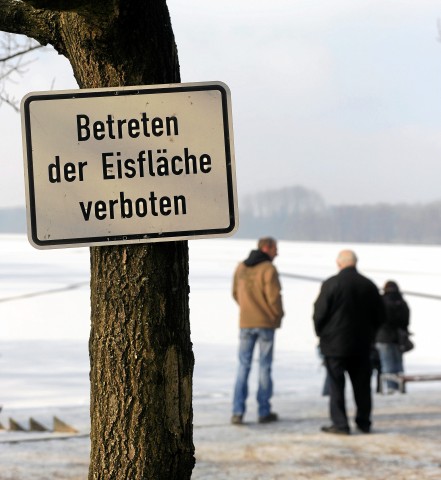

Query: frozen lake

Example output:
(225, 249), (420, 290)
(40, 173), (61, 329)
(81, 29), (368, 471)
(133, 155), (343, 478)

(1, 235), (441, 478)
(1, 234), (440, 416)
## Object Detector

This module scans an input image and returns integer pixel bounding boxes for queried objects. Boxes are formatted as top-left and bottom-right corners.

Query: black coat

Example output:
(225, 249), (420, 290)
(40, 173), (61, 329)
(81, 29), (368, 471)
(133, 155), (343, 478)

(313, 267), (385, 357)
(375, 292), (410, 344)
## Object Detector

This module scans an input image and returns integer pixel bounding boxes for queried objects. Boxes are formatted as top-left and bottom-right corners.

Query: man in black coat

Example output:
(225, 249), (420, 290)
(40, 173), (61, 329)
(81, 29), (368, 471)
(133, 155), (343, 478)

(313, 250), (385, 434)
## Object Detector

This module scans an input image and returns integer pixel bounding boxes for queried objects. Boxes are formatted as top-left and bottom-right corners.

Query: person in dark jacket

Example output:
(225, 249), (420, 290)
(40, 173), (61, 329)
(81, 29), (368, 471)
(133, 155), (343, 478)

(313, 250), (385, 435)
(375, 280), (410, 393)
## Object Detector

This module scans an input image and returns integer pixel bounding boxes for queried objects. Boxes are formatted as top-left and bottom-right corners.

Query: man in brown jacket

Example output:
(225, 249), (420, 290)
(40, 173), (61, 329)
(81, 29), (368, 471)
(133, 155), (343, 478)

(231, 237), (284, 425)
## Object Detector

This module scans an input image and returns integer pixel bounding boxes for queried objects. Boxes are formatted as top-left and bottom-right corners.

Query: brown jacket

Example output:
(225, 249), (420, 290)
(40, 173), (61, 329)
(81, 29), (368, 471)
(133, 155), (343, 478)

(232, 251), (284, 329)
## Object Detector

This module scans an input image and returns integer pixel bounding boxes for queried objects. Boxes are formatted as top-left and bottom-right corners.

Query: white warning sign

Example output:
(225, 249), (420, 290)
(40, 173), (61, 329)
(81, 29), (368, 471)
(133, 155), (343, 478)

(21, 82), (238, 249)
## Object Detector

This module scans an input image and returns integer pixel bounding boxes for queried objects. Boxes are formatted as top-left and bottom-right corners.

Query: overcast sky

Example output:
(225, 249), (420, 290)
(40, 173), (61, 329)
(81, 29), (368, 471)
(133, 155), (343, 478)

(1, 0), (441, 207)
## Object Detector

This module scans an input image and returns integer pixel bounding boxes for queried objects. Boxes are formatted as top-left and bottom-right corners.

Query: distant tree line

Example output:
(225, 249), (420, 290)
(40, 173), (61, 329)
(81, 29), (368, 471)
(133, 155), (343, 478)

(3, 188), (441, 244)
(236, 186), (441, 244)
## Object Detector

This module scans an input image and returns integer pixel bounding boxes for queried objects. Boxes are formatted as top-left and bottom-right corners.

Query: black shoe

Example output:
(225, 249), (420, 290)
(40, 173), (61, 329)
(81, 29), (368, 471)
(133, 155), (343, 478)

(356, 425), (371, 434)
(231, 414), (243, 425)
(321, 425), (350, 435)
(258, 412), (278, 424)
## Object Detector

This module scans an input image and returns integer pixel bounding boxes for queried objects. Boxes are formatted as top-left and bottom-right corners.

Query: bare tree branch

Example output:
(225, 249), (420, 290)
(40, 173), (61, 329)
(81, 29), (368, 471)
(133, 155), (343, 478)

(0, 42), (42, 61)
(0, 32), (46, 110)
(0, 0), (70, 111)
(1, 0), (119, 54)
(0, 0), (64, 49)
(0, 0), (120, 111)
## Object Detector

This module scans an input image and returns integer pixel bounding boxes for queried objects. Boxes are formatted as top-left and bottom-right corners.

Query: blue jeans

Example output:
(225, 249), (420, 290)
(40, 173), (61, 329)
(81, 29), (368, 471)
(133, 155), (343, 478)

(232, 328), (275, 418)
(375, 342), (403, 390)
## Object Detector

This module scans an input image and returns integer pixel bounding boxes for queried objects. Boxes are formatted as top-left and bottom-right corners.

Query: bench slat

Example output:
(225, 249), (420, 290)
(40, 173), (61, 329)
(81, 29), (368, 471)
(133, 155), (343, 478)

(379, 373), (441, 394)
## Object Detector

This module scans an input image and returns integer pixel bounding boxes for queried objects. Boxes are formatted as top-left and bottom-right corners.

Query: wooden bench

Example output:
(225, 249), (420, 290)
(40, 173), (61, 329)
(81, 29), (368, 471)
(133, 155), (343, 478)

(380, 373), (441, 394)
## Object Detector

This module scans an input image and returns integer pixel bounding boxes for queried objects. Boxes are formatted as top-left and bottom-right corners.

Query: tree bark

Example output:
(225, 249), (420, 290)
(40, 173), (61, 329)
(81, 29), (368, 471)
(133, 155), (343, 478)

(0, 1), (195, 478)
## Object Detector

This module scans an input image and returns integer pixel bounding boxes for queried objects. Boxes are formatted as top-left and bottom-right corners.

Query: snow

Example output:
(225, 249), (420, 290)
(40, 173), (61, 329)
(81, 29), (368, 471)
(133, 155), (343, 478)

(1, 234), (441, 478)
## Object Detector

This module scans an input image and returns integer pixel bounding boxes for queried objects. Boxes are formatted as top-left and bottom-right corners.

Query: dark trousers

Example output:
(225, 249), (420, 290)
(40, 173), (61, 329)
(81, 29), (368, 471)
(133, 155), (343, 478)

(325, 355), (372, 431)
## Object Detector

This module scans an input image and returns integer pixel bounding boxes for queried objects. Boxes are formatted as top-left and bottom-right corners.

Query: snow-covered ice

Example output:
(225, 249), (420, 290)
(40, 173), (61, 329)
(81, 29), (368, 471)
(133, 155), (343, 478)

(1, 235), (440, 479)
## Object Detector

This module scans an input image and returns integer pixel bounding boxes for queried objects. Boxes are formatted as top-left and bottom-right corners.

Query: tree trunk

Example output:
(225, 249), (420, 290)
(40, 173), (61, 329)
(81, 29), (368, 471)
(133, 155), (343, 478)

(0, 0), (195, 478)
(90, 242), (194, 478)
